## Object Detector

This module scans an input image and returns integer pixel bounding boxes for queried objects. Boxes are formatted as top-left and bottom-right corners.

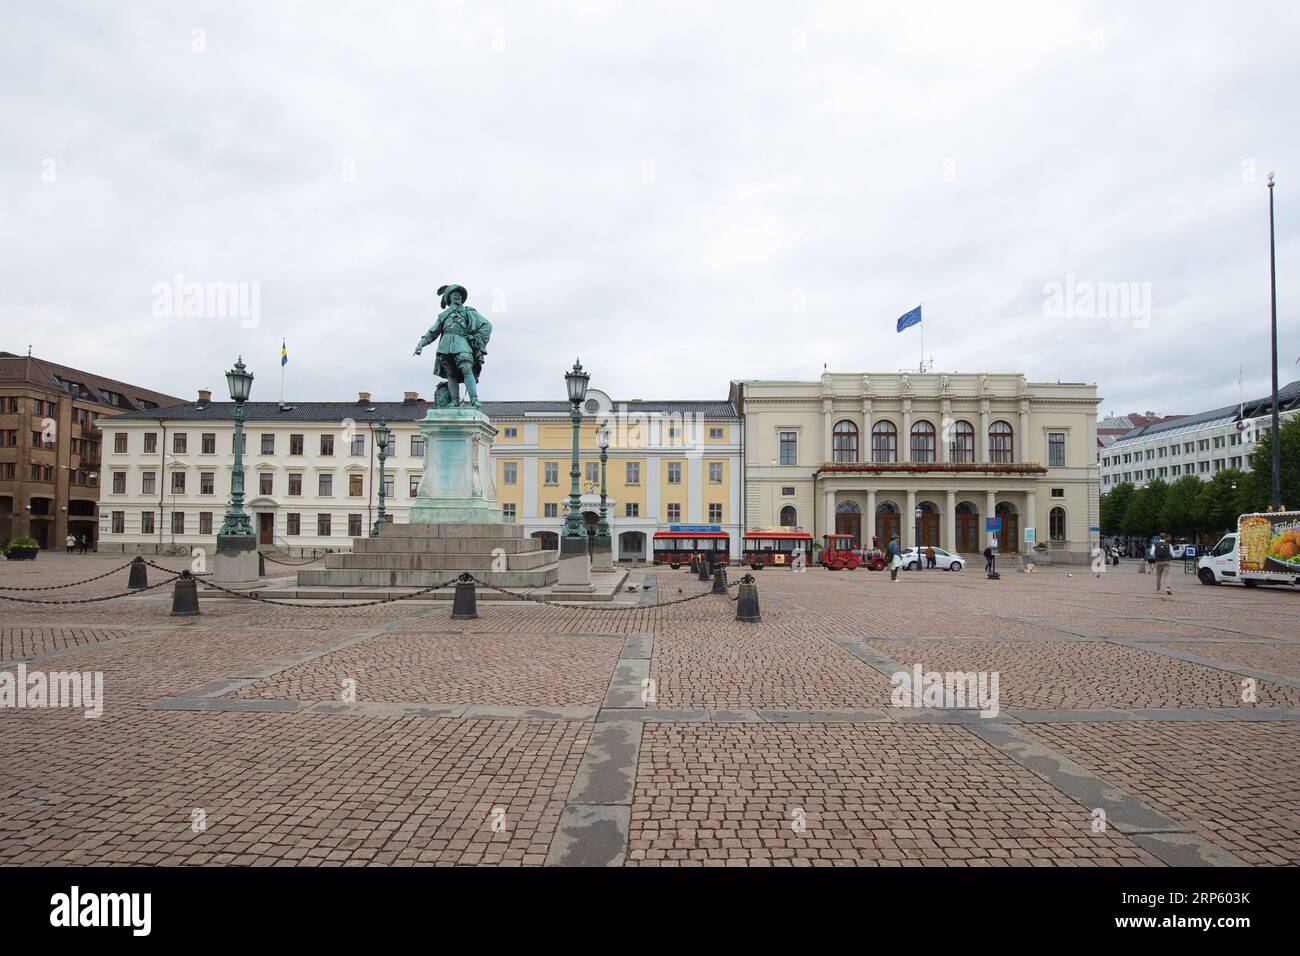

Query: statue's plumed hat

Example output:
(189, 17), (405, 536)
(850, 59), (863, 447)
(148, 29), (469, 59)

(437, 284), (468, 307)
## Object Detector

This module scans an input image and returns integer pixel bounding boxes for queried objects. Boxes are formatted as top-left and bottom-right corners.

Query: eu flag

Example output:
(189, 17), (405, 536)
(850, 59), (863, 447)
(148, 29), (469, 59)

(896, 305), (922, 333)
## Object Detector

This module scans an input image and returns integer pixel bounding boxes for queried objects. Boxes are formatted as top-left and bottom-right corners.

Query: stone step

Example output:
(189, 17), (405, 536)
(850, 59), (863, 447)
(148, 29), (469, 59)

(355, 536), (544, 555)
(298, 564), (558, 589)
(324, 549), (555, 571)
(377, 522), (523, 539)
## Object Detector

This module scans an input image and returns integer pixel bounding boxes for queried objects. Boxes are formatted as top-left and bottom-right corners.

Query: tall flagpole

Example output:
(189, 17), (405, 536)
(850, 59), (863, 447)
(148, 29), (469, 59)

(919, 303), (924, 372)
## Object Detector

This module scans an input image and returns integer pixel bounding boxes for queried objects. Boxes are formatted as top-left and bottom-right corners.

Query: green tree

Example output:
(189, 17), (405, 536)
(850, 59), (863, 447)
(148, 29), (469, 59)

(1100, 482), (1135, 537)
(1240, 415), (1300, 512)
(1194, 467), (1249, 537)
(1122, 478), (1168, 539)
(1158, 474), (1203, 537)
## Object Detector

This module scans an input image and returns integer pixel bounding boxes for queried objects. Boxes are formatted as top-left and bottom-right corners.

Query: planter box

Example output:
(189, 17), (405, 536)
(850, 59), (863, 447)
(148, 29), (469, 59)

(4, 547), (39, 561)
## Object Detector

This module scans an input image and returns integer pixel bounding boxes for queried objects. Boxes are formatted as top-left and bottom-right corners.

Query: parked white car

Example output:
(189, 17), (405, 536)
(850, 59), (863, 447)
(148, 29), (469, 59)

(900, 547), (965, 571)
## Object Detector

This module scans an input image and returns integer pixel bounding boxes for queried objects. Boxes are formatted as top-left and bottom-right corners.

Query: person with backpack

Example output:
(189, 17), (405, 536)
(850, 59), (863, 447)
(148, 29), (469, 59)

(924, 545), (936, 570)
(1153, 533), (1173, 595)
(887, 535), (902, 582)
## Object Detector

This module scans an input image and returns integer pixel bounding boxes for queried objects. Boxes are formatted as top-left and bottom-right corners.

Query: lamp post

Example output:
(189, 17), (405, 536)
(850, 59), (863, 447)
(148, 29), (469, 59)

(914, 506), (923, 566)
(372, 420), (391, 537)
(562, 359), (590, 541)
(597, 425), (611, 538)
(218, 356), (254, 538)
(1267, 173), (1281, 510)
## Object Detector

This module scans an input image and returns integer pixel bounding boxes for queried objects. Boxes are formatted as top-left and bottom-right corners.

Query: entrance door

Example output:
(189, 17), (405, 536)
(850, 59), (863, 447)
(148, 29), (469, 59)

(957, 513), (979, 554)
(1000, 515), (1019, 553)
(875, 513), (899, 547)
(919, 513), (939, 547)
(836, 512), (862, 546)
(258, 513), (274, 545)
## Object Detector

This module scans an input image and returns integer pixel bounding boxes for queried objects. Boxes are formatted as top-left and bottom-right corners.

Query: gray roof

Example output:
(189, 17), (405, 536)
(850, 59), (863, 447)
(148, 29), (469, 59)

(100, 398), (739, 424)
(1111, 380), (1300, 444)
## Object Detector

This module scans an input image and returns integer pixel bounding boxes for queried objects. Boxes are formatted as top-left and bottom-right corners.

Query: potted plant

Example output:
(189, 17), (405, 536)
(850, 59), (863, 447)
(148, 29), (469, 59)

(4, 536), (41, 561)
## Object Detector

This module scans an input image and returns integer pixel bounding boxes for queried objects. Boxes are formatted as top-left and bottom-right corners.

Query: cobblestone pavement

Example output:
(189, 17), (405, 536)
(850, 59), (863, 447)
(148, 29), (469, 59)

(1, 554), (1297, 866)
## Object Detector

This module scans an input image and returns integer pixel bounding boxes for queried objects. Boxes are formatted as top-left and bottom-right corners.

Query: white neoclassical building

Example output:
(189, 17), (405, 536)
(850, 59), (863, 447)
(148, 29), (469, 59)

(732, 372), (1102, 561)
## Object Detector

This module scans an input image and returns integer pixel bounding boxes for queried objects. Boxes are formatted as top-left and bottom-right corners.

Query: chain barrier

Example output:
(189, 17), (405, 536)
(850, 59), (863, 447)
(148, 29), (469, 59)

(0, 562), (135, 591)
(194, 574), (463, 608)
(0, 574), (181, 605)
(259, 552), (327, 567)
(466, 572), (740, 610)
(142, 559), (211, 577)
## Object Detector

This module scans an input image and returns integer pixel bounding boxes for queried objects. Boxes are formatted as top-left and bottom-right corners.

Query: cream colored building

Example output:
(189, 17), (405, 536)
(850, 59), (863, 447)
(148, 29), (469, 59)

(731, 372), (1101, 561)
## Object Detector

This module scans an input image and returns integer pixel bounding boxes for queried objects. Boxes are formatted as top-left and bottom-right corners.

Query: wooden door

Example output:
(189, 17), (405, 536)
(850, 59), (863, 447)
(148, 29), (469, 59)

(258, 513), (274, 545)
(957, 513), (979, 554)
(1000, 515), (1019, 553)
(836, 513), (862, 546)
(875, 513), (899, 547)
(920, 513), (939, 547)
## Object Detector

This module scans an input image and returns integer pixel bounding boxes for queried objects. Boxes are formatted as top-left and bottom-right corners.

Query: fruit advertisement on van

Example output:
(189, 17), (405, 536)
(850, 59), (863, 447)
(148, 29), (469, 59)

(1238, 512), (1300, 576)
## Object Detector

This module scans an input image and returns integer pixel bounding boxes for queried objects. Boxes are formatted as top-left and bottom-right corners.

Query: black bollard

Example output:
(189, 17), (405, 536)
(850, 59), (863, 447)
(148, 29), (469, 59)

(689, 555), (699, 575)
(735, 574), (761, 622)
(451, 573), (478, 620)
(127, 555), (148, 589)
(258, 552), (266, 576)
(697, 556), (712, 582)
(170, 569), (200, 616)
(711, 563), (728, 594)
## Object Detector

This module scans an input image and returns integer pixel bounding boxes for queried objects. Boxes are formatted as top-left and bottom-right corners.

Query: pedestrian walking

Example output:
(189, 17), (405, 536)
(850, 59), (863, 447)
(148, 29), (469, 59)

(1144, 540), (1155, 574)
(924, 545), (936, 570)
(1153, 533), (1173, 595)
(77, 534), (88, 554)
(887, 535), (902, 582)
(65, 534), (75, 554)
(983, 545), (995, 573)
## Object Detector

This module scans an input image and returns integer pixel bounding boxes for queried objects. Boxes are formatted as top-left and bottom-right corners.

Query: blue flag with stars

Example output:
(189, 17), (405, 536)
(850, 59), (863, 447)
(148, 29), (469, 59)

(896, 305), (922, 333)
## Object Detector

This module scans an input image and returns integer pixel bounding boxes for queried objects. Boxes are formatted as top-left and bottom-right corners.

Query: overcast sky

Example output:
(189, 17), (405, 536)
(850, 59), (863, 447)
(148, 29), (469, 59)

(2, 1), (1295, 418)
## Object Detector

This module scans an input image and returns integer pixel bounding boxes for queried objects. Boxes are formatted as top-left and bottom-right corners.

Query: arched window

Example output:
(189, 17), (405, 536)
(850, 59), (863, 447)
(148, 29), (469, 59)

(989, 420), (1014, 463)
(1049, 507), (1066, 541)
(832, 420), (859, 463)
(910, 420), (936, 463)
(779, 506), (797, 527)
(835, 500), (861, 514)
(950, 420), (975, 463)
(871, 421), (897, 462)
(876, 500), (899, 514)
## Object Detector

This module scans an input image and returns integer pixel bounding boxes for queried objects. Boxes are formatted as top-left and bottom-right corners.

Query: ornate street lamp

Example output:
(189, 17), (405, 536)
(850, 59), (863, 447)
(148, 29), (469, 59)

(596, 425), (611, 540)
(914, 506), (923, 562)
(218, 356), (254, 537)
(562, 359), (590, 541)
(371, 420), (391, 537)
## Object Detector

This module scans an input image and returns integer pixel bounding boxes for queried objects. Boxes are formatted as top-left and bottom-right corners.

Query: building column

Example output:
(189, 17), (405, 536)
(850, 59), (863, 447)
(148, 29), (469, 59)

(866, 489), (876, 546)
(1026, 489), (1037, 547)
(905, 489), (916, 549)
(823, 489), (835, 539)
(822, 399), (833, 465)
(985, 488), (997, 547)
(945, 490), (956, 553)
(978, 400), (990, 463)
(901, 400), (913, 464)
(1018, 400), (1030, 463)
(939, 399), (951, 463)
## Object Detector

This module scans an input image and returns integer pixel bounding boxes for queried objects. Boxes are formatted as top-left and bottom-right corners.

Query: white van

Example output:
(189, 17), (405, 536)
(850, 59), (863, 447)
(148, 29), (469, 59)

(1197, 511), (1300, 587)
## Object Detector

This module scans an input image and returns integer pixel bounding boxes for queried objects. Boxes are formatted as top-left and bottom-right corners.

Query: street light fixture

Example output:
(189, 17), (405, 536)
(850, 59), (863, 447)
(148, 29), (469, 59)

(915, 506), (923, 561)
(562, 359), (590, 541)
(218, 356), (254, 538)
(372, 420), (391, 537)
(596, 424), (611, 541)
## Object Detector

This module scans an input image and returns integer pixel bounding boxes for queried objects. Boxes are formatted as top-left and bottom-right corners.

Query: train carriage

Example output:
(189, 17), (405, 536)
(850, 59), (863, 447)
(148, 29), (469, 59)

(741, 531), (813, 569)
(652, 531), (731, 570)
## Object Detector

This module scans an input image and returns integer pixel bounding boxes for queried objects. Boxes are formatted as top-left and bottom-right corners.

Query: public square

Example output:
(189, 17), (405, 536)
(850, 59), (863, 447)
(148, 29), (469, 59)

(2, 554), (1297, 867)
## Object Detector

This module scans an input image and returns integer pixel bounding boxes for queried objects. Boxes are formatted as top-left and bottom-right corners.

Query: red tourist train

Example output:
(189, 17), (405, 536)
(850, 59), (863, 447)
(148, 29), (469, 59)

(741, 531), (813, 569)
(652, 530), (731, 569)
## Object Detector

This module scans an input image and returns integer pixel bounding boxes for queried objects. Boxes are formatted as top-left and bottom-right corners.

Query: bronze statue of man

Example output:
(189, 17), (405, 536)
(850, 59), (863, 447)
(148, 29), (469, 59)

(414, 284), (492, 408)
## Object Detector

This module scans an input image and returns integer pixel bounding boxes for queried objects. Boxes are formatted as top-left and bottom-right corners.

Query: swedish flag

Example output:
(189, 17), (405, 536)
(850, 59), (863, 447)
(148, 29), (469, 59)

(280, 340), (288, 367)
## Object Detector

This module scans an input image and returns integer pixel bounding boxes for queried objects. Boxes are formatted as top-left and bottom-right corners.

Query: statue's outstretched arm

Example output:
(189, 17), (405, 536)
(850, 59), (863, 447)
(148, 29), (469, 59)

(413, 318), (442, 355)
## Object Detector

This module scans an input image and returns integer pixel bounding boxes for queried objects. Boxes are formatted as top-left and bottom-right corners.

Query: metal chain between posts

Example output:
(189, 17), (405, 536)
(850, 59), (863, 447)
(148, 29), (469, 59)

(465, 573), (741, 610)
(193, 574), (464, 608)
(0, 562), (135, 591)
(259, 552), (327, 567)
(0, 574), (181, 605)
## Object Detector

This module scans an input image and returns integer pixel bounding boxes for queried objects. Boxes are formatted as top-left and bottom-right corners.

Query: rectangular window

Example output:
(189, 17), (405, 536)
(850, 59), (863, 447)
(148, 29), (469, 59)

(1050, 487), (1065, 498)
(350, 434), (365, 456)
(1157, 446), (1166, 458)
(667, 462), (682, 484)
(585, 461), (599, 483)
(288, 473), (302, 496)
(625, 462), (639, 485)
(409, 474), (421, 496)
(114, 433), (128, 453)
(317, 514), (332, 536)
(349, 474), (364, 496)
(142, 471), (156, 495)
(544, 503), (558, 518)
(779, 431), (797, 465)
(171, 471), (185, 494)
(625, 503), (639, 517)
(709, 427), (724, 440)
(290, 434), (304, 455)
(261, 434), (275, 455)
(383, 475), (394, 498)
(112, 472), (126, 494)
(144, 433), (157, 454)
(172, 511), (185, 534)
(320, 434), (335, 456)
(319, 474), (333, 496)
(173, 433), (187, 454)
(1048, 433), (1066, 468)
(141, 511), (154, 535)
(348, 514), (363, 537)
(111, 511), (124, 534)
(411, 435), (425, 457)
(196, 433), (212, 454)
(287, 513), (301, 536)
(667, 503), (681, 522)
(502, 503), (516, 522)
(259, 473), (274, 495)
(708, 503), (723, 523)
(200, 472), (214, 495)
(503, 462), (518, 485)
(1172, 464), (1181, 475)
(782, 486), (795, 496)
(708, 462), (723, 484)
(503, 427), (518, 439)
(545, 462), (559, 484)
(199, 512), (213, 535)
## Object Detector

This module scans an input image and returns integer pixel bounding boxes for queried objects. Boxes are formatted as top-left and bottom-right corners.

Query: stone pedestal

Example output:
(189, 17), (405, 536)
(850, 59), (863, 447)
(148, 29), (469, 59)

(553, 534), (594, 593)
(591, 535), (613, 571)
(213, 534), (259, 584)
(410, 408), (501, 525)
